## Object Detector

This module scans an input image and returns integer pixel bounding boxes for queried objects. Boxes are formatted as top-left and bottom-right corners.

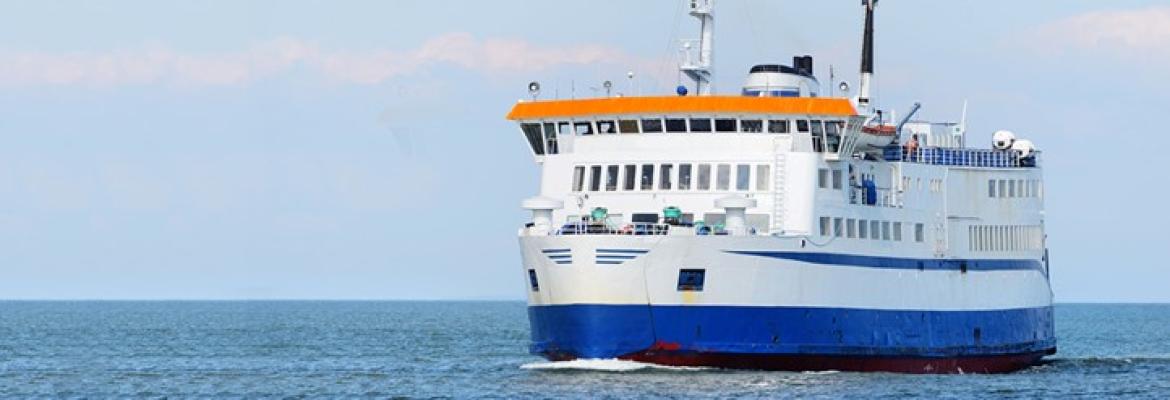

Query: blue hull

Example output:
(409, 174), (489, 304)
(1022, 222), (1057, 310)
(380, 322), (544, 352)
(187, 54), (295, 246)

(528, 304), (1055, 371)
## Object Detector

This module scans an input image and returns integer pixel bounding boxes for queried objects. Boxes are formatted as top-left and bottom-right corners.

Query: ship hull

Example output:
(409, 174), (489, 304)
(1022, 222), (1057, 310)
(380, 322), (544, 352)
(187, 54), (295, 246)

(528, 304), (1055, 373)
(520, 235), (1056, 374)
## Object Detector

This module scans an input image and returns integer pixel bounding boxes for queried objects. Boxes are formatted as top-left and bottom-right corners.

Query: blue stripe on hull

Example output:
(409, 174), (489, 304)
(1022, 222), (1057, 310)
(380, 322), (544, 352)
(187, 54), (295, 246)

(724, 251), (1044, 272)
(528, 305), (1055, 360)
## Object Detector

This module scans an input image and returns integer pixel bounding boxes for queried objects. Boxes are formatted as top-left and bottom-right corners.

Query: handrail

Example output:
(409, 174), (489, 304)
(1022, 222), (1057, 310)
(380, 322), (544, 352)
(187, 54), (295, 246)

(881, 146), (1038, 168)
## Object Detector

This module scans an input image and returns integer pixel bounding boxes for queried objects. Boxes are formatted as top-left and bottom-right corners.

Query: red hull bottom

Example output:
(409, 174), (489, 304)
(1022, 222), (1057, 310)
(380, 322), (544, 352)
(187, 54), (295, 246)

(620, 349), (1055, 374)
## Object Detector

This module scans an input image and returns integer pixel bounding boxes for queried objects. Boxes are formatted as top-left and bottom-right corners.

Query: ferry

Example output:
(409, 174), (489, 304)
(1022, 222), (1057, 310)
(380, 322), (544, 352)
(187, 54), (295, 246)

(510, 0), (1054, 373)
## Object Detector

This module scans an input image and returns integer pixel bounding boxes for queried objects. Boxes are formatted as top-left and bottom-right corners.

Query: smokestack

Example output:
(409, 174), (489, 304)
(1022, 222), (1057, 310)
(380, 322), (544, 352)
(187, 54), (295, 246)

(858, 0), (877, 109)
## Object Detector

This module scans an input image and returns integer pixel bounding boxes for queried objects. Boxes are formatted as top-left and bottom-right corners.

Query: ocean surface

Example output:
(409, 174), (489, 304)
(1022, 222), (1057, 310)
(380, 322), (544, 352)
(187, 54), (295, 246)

(0, 302), (1166, 398)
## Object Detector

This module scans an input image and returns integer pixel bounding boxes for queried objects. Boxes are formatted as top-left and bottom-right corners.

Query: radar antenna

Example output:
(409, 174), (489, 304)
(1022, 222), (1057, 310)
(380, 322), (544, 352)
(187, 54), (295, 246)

(680, 0), (715, 96)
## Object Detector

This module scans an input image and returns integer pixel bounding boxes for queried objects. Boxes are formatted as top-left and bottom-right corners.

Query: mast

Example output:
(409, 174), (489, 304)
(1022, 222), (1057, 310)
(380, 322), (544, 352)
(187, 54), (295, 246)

(680, 0), (714, 95)
(858, 0), (877, 109)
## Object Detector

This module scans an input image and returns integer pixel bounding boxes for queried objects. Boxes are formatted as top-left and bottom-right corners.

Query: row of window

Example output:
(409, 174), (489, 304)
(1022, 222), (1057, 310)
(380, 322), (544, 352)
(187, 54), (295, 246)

(520, 118), (848, 156)
(988, 179), (1042, 199)
(968, 225), (1043, 252)
(819, 217), (926, 243)
(572, 163), (772, 193)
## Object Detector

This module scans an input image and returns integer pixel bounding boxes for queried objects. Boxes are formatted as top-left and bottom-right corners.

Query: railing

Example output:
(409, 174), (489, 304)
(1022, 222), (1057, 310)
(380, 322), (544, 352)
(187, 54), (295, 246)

(549, 221), (762, 237)
(881, 147), (1037, 168)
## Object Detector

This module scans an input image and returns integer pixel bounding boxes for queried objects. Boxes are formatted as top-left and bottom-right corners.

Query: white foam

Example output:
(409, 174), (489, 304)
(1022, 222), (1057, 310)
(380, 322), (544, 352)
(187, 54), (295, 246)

(520, 359), (712, 372)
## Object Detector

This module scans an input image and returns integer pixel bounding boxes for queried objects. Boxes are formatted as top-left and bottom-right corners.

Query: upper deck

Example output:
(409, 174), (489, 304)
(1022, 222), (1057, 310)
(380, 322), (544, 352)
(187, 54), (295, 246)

(507, 96), (857, 121)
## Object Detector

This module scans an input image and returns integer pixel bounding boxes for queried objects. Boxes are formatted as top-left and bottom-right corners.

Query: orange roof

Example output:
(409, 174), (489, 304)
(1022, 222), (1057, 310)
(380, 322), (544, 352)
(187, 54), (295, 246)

(506, 96), (857, 120)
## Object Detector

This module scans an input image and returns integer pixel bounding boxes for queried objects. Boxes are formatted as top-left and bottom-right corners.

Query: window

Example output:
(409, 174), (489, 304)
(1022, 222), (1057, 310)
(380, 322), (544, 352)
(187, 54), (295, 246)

(796, 120), (810, 133)
(882, 221), (891, 240)
(557, 122), (571, 136)
(833, 218), (843, 237)
(989, 180), (996, 198)
(697, 164), (712, 190)
(660, 164), (674, 190)
(623, 165), (637, 190)
(690, 118), (712, 132)
(589, 165), (602, 191)
(819, 217), (831, 237)
(742, 120), (763, 133)
(528, 269), (539, 291)
(756, 165), (771, 191)
(810, 120), (825, 135)
(832, 169), (843, 190)
(736, 164), (751, 191)
(871, 221), (881, 241)
(715, 118), (737, 132)
(893, 222), (903, 241)
(640, 164), (655, 190)
(915, 223), (925, 242)
(818, 168), (830, 189)
(574, 121), (594, 136)
(543, 122), (558, 154)
(605, 165), (619, 191)
(679, 164), (693, 190)
(597, 120), (617, 134)
(1008, 179), (1016, 197)
(618, 119), (639, 134)
(997, 180), (1006, 198)
(716, 164), (731, 190)
(810, 120), (824, 151)
(572, 166), (585, 192)
(677, 269), (706, 291)
(825, 120), (840, 135)
(665, 118), (687, 132)
(846, 219), (857, 238)
(859, 219), (868, 239)
(642, 118), (664, 133)
(768, 120), (790, 133)
(521, 123), (545, 155)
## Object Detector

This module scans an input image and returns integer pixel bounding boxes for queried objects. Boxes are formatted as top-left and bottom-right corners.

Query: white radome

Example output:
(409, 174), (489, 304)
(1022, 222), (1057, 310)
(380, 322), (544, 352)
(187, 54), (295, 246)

(992, 130), (1016, 150)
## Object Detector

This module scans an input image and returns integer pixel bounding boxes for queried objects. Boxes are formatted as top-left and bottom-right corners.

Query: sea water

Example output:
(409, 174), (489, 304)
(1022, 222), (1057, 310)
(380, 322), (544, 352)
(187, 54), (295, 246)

(0, 302), (1166, 398)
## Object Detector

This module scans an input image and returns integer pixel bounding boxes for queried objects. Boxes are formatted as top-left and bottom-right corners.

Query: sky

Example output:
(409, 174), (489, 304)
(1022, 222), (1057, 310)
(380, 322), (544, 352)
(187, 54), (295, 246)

(0, 0), (1166, 302)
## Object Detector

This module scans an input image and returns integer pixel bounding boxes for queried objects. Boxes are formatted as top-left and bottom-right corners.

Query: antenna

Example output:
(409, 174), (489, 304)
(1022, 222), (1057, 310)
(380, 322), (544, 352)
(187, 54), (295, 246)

(679, 0), (715, 96)
(857, 0), (878, 110)
(527, 81), (541, 101)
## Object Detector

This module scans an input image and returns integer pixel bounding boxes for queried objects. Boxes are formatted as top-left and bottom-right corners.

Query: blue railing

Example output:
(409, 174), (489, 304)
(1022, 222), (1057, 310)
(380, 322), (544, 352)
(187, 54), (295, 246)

(881, 147), (1036, 168)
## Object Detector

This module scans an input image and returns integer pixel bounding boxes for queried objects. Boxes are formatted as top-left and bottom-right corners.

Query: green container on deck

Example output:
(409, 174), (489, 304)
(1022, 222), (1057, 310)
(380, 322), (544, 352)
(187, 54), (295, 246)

(663, 206), (682, 219)
(591, 207), (609, 221)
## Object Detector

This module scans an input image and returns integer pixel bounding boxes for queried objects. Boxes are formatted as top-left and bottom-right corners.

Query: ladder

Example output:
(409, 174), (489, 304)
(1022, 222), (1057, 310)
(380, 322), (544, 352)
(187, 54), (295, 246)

(771, 137), (789, 234)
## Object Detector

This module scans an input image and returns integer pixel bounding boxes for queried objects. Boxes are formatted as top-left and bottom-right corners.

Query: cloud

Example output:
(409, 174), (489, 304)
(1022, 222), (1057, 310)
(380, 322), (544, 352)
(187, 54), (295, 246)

(0, 33), (637, 87)
(1028, 6), (1170, 55)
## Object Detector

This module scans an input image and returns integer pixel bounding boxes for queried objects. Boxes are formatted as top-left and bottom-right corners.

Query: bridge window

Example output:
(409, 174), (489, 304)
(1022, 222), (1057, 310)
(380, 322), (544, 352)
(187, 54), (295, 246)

(756, 165), (770, 191)
(543, 122), (558, 154)
(736, 164), (751, 191)
(742, 119), (763, 133)
(697, 164), (712, 190)
(521, 123), (546, 155)
(572, 166), (585, 192)
(679, 164), (693, 190)
(574, 121), (594, 136)
(623, 165), (637, 190)
(715, 118), (737, 132)
(796, 120), (810, 133)
(597, 120), (617, 134)
(605, 165), (619, 191)
(619, 119), (639, 134)
(690, 118), (712, 132)
(589, 165), (602, 191)
(716, 164), (731, 190)
(557, 122), (571, 136)
(640, 164), (655, 190)
(665, 118), (687, 132)
(660, 164), (674, 190)
(811, 120), (825, 152)
(642, 118), (664, 133)
(769, 120), (790, 133)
